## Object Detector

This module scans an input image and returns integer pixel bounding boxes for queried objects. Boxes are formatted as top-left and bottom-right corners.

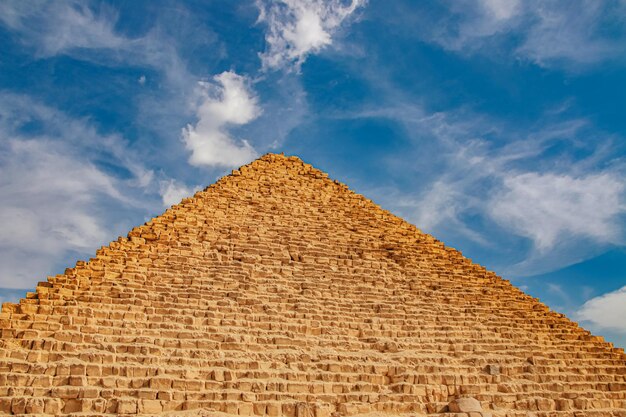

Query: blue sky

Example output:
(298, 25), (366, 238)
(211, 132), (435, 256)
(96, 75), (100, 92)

(1, 0), (625, 347)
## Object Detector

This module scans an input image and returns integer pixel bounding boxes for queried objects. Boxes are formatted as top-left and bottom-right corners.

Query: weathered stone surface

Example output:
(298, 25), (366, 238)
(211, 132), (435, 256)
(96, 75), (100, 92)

(0, 153), (624, 416)
(449, 397), (482, 412)
(486, 364), (500, 375)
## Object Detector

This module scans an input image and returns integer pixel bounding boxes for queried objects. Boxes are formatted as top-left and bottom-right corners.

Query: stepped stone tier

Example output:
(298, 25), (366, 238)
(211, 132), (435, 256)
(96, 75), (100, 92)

(0, 153), (625, 417)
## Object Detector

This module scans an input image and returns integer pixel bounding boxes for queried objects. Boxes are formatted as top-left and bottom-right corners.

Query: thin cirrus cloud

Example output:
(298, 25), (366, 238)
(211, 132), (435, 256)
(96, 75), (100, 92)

(256, 0), (366, 71)
(490, 172), (625, 252)
(422, 123), (626, 275)
(0, 0), (124, 57)
(350, 100), (626, 276)
(0, 0), (210, 129)
(480, 0), (520, 21)
(0, 138), (121, 289)
(427, 0), (625, 68)
(0, 94), (155, 289)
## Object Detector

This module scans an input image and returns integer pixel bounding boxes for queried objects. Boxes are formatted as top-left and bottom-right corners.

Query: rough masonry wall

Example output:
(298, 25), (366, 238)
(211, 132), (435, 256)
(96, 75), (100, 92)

(0, 153), (624, 417)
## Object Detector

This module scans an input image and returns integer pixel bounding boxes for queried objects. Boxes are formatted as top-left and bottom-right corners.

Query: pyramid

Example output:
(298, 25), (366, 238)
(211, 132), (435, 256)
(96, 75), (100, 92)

(0, 153), (624, 417)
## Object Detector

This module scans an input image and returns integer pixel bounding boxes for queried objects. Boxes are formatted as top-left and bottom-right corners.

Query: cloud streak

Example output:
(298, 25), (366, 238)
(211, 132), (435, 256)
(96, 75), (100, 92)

(345, 98), (626, 275)
(491, 172), (625, 251)
(424, 0), (626, 69)
(0, 1), (124, 57)
(413, 115), (626, 274)
(0, 93), (156, 289)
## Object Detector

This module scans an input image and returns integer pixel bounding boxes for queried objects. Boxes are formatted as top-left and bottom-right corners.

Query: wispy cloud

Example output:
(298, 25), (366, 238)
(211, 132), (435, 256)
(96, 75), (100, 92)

(517, 1), (620, 67)
(0, 1), (124, 57)
(0, 139), (119, 252)
(0, 0), (211, 136)
(183, 71), (260, 168)
(491, 172), (625, 251)
(256, 0), (366, 71)
(424, 0), (626, 69)
(159, 179), (200, 207)
(0, 93), (155, 189)
(416, 117), (626, 274)
(345, 98), (626, 275)
(0, 93), (156, 289)
(576, 285), (626, 332)
(480, 0), (520, 21)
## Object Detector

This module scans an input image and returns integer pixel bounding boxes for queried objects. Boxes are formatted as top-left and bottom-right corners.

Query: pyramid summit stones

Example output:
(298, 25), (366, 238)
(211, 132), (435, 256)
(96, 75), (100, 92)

(0, 153), (625, 416)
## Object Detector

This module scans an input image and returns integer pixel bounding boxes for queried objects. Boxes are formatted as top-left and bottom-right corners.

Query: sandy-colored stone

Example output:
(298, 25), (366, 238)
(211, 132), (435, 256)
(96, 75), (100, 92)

(449, 397), (482, 412)
(0, 153), (624, 416)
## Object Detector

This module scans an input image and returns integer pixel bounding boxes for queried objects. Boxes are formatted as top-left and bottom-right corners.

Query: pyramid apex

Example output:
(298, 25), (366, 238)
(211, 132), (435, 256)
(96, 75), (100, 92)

(257, 152), (303, 163)
(231, 152), (309, 176)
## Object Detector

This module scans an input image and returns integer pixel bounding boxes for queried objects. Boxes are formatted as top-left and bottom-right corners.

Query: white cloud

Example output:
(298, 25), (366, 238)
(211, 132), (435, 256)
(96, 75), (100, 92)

(480, 0), (520, 21)
(0, 140), (120, 249)
(0, 139), (125, 289)
(343, 90), (625, 275)
(428, 0), (523, 52)
(412, 181), (462, 231)
(256, 0), (366, 70)
(577, 286), (626, 332)
(183, 71), (260, 168)
(517, 1), (618, 67)
(428, 0), (624, 68)
(0, 94), (156, 289)
(490, 172), (625, 251)
(159, 180), (199, 207)
(0, 93), (155, 193)
(0, 1), (124, 57)
(0, 0), (206, 142)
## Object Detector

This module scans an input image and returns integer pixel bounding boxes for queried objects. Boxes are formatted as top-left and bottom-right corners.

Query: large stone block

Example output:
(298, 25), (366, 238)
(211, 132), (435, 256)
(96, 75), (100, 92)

(138, 399), (162, 414)
(449, 397), (482, 412)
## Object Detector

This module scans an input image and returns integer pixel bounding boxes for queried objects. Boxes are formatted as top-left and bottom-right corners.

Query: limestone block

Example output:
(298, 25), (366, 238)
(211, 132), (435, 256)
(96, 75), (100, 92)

(314, 403), (333, 417)
(238, 402), (254, 415)
(267, 402), (281, 416)
(0, 399), (10, 414)
(149, 377), (172, 389)
(52, 386), (81, 399)
(117, 399), (138, 414)
(486, 364), (500, 375)
(11, 398), (26, 414)
(90, 398), (108, 413)
(62, 399), (83, 413)
(296, 402), (315, 417)
(282, 402), (297, 417)
(139, 399), (162, 414)
(556, 398), (572, 411)
(44, 398), (62, 414)
(224, 402), (238, 414)
(449, 397), (483, 412)
(536, 398), (555, 411)
(253, 403), (266, 415)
